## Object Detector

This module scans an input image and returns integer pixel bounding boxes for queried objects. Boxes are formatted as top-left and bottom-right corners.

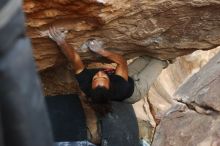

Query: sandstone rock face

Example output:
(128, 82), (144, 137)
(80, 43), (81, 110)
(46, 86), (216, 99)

(151, 50), (220, 146)
(24, 0), (220, 71)
(152, 110), (220, 146)
(175, 50), (220, 113)
(130, 48), (219, 145)
(148, 47), (220, 116)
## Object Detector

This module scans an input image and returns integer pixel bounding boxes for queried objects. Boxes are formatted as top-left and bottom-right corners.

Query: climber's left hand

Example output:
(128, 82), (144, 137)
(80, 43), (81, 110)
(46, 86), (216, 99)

(48, 26), (67, 45)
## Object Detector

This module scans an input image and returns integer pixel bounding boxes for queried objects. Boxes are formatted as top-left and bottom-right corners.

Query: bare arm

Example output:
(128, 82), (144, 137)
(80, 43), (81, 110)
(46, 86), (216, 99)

(100, 50), (128, 81)
(87, 39), (128, 81)
(48, 27), (84, 74)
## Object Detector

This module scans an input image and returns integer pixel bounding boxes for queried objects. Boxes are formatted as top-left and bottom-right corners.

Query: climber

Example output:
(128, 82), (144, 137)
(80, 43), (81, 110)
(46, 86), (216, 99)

(48, 26), (168, 105)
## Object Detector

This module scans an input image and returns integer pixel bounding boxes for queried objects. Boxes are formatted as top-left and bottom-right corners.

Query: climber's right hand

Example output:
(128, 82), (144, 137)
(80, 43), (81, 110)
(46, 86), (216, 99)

(87, 39), (105, 54)
(48, 26), (66, 45)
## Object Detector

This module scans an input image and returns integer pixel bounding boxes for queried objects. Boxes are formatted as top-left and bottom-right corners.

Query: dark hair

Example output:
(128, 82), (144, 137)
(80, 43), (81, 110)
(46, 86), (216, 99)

(89, 86), (112, 117)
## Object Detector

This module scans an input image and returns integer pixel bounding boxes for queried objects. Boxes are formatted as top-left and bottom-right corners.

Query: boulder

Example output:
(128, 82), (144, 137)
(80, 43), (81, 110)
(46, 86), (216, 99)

(24, 0), (220, 71)
(152, 49), (220, 146)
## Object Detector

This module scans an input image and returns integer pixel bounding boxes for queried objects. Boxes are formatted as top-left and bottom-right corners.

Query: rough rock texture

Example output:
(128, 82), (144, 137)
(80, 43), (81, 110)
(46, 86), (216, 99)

(149, 47), (220, 116)
(40, 65), (80, 96)
(151, 50), (220, 146)
(175, 50), (220, 113)
(24, 0), (220, 71)
(152, 110), (220, 146)
(130, 48), (219, 145)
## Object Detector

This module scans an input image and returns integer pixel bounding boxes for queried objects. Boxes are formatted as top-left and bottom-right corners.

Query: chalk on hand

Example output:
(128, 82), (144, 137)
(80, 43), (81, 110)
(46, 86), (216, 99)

(87, 39), (103, 52)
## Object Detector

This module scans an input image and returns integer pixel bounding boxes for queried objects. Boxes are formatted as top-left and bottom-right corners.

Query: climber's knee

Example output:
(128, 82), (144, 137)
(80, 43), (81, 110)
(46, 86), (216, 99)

(128, 56), (151, 76)
(123, 77), (150, 104)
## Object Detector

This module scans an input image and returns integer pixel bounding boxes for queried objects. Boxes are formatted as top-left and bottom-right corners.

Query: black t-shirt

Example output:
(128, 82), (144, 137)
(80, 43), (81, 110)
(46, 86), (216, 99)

(75, 68), (134, 101)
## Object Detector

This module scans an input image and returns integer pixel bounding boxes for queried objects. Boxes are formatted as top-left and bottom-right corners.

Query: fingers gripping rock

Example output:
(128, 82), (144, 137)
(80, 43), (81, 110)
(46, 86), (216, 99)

(47, 26), (68, 45)
(87, 39), (104, 52)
